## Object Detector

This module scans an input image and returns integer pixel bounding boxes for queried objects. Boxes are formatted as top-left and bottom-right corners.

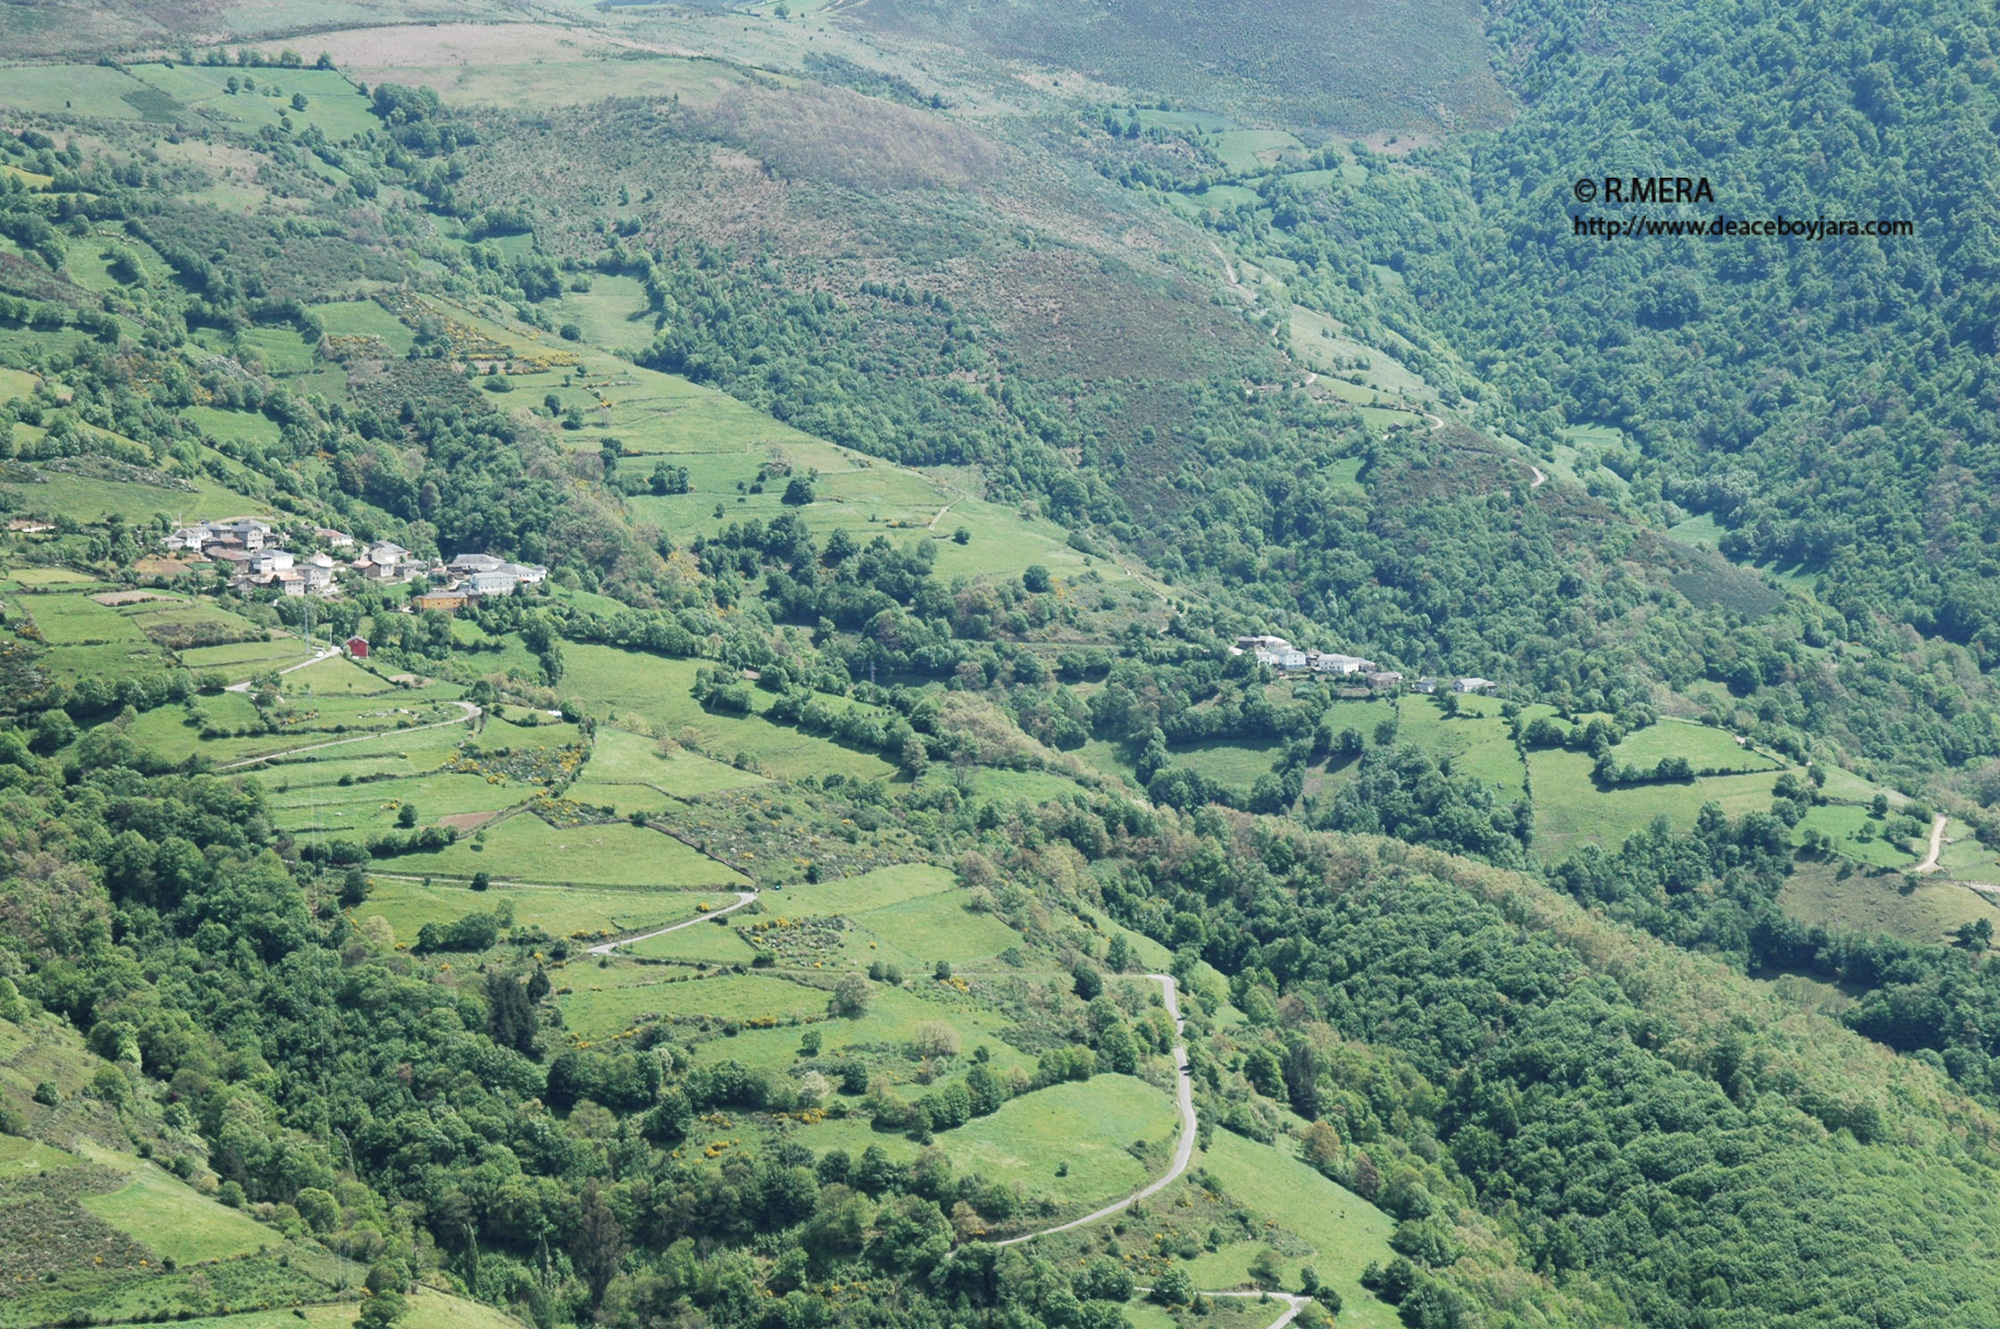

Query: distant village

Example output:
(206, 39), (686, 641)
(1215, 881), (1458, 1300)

(1232, 635), (1495, 697)
(162, 517), (547, 610)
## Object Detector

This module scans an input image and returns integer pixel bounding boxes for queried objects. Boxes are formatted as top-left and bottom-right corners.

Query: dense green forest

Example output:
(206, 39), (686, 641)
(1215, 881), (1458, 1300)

(3, 2), (2000, 1329)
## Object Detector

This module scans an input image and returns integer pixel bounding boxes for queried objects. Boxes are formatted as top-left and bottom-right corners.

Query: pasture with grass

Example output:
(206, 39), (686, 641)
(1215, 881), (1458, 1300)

(5, 5), (2000, 1329)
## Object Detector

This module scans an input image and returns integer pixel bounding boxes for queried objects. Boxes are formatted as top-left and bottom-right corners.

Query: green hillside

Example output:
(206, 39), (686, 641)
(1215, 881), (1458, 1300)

(5, 4), (2000, 1329)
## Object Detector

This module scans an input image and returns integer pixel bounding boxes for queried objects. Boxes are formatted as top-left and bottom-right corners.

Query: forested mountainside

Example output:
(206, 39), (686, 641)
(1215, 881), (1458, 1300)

(1, 2), (2000, 1329)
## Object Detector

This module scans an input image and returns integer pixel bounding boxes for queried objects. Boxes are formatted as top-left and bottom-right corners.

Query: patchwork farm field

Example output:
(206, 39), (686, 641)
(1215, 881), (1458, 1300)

(418, 813), (754, 888)
(353, 879), (740, 946)
(1528, 748), (1785, 858)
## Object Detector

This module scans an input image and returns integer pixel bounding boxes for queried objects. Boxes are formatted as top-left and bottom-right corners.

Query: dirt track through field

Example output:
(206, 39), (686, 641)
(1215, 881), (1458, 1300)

(995, 974), (1195, 1245)
(983, 975), (1317, 1325)
(219, 700), (480, 769)
(1917, 813), (1949, 873)
(585, 890), (759, 955)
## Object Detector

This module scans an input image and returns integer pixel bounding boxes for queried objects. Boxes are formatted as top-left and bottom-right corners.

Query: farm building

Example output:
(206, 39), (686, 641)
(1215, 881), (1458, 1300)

(345, 635), (370, 659)
(1309, 652), (1376, 675)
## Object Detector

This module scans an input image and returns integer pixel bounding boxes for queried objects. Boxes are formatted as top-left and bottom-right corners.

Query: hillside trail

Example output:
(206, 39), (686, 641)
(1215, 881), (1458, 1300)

(995, 973), (1195, 1245)
(576, 923), (1309, 1324)
(1527, 461), (1547, 488)
(1917, 813), (1950, 873)
(218, 700), (480, 769)
(222, 646), (340, 692)
(586, 890), (759, 955)
(988, 975), (1313, 1326)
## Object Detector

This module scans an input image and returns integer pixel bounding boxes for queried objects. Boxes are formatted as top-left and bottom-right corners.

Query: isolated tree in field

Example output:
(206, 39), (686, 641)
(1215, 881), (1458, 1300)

(783, 476), (816, 505)
(1022, 564), (1052, 593)
(1151, 1266), (1195, 1307)
(911, 1020), (961, 1058)
(899, 732), (928, 778)
(832, 972), (872, 1017)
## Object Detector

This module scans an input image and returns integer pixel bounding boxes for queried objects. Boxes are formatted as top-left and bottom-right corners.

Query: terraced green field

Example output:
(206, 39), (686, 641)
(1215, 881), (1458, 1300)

(353, 879), (737, 946)
(418, 813), (752, 888)
(1528, 748), (1785, 859)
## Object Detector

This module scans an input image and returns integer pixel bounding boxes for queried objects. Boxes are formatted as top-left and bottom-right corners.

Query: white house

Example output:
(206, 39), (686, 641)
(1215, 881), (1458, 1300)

(249, 549), (295, 576)
(1309, 652), (1377, 675)
(1455, 677), (1496, 694)
(464, 571), (519, 597)
(1255, 646), (1310, 670)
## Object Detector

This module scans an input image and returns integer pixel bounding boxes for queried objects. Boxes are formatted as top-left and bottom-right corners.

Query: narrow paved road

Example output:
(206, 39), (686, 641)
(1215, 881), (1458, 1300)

(220, 700), (480, 769)
(586, 890), (759, 955)
(990, 975), (1312, 1326)
(995, 973), (1194, 1246)
(1917, 813), (1950, 873)
(223, 646), (339, 692)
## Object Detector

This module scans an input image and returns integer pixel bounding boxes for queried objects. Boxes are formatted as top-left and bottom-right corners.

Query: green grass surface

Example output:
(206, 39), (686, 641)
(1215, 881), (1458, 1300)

(419, 813), (751, 888)
(776, 863), (953, 914)
(264, 769), (521, 836)
(1528, 748), (1783, 859)
(1169, 738), (1284, 792)
(1667, 513), (1725, 547)
(1396, 698), (1526, 797)
(6, 464), (271, 527)
(1195, 1131), (1399, 1329)
(1207, 129), (1307, 174)
(1794, 803), (1921, 869)
(576, 725), (770, 805)
(0, 64), (165, 118)
(557, 970), (828, 1040)
(940, 1075), (1175, 1207)
(846, 892), (1035, 971)
(624, 914), (761, 964)
(1779, 858), (2000, 948)
(1610, 718), (1783, 774)
(310, 297), (417, 351)
(679, 981), (1040, 1079)
(282, 655), (396, 695)
(179, 636), (315, 674)
(184, 405), (284, 447)
(127, 64), (381, 141)
(153, 1289), (526, 1329)
(561, 644), (896, 781)
(553, 275), (652, 349)
(76, 1144), (274, 1266)
(355, 879), (736, 946)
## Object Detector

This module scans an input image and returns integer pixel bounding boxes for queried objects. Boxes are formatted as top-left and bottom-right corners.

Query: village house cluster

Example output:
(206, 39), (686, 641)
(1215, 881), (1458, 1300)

(162, 518), (547, 608)
(1232, 635), (1495, 696)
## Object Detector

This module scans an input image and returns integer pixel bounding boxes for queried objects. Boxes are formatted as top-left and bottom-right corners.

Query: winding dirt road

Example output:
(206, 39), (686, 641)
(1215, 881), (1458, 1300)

(995, 974), (1195, 1246)
(1917, 813), (1949, 873)
(222, 646), (339, 692)
(586, 890), (759, 955)
(219, 700), (481, 770)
